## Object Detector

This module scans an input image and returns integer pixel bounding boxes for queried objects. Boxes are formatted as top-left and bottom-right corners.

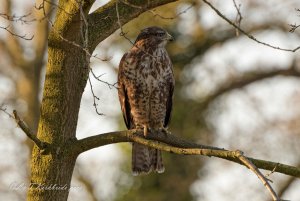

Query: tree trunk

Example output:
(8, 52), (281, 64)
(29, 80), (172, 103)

(27, 5), (89, 198)
(26, 0), (177, 200)
(27, 43), (88, 200)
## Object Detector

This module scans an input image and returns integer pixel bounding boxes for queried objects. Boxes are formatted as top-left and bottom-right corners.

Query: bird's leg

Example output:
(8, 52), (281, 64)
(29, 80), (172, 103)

(143, 125), (149, 137)
(159, 127), (171, 136)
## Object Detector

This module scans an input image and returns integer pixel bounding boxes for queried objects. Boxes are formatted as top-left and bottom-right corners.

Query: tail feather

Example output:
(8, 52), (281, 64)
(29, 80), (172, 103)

(132, 143), (164, 175)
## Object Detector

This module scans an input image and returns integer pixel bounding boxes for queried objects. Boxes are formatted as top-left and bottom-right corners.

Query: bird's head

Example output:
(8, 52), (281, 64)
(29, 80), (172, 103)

(134, 26), (173, 47)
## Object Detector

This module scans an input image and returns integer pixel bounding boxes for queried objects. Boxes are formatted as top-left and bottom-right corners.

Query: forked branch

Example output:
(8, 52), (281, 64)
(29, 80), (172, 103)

(236, 151), (280, 201)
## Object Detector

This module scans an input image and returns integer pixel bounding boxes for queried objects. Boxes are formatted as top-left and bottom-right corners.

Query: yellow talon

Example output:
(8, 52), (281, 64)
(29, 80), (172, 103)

(143, 125), (148, 137)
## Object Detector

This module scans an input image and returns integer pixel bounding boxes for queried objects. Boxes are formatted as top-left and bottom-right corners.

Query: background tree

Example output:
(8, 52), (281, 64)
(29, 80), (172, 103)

(0, 0), (300, 201)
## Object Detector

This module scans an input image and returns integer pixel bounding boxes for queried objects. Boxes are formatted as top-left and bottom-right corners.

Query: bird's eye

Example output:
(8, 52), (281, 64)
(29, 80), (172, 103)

(156, 33), (164, 37)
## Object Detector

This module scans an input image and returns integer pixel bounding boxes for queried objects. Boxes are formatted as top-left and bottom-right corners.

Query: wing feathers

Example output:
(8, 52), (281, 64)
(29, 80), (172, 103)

(118, 53), (132, 129)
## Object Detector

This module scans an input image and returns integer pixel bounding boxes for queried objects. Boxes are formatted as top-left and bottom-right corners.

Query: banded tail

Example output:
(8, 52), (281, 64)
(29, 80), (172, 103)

(132, 143), (164, 175)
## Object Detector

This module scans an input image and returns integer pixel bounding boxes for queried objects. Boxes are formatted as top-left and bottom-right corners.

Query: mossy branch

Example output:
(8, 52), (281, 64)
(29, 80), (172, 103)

(71, 129), (300, 178)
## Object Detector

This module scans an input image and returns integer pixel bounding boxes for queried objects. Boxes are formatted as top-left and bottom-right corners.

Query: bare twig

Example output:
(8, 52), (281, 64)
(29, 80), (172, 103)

(0, 25), (34, 40)
(0, 12), (35, 24)
(0, 107), (47, 150)
(47, 18), (110, 61)
(202, 0), (300, 52)
(289, 9), (300, 33)
(236, 150), (281, 201)
(148, 2), (195, 20)
(265, 163), (279, 178)
(289, 23), (300, 33)
(0, 106), (14, 118)
(35, 0), (109, 61)
(116, 0), (135, 45)
(12, 110), (48, 149)
(77, 0), (109, 115)
(90, 69), (118, 89)
(232, 0), (242, 36)
(88, 77), (103, 115)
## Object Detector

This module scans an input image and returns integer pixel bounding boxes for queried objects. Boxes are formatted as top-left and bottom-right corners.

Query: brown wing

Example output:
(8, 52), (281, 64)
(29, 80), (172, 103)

(118, 53), (133, 129)
(164, 79), (175, 128)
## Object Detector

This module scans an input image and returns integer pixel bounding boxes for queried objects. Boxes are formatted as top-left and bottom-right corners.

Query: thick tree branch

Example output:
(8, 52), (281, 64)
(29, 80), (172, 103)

(71, 130), (300, 178)
(87, 0), (178, 51)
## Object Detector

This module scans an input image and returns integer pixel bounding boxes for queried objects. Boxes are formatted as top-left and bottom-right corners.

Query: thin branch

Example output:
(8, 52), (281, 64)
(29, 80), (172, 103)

(0, 25), (34, 40)
(148, 2), (195, 20)
(236, 150), (280, 201)
(42, 0), (108, 62)
(12, 110), (48, 149)
(289, 8), (300, 33)
(77, 0), (108, 115)
(265, 163), (279, 179)
(88, 77), (103, 115)
(90, 69), (118, 89)
(70, 129), (300, 178)
(115, 0), (134, 45)
(289, 23), (300, 33)
(0, 106), (14, 118)
(232, 0), (242, 36)
(1, 106), (48, 151)
(0, 12), (35, 24)
(202, 0), (300, 52)
(47, 18), (110, 61)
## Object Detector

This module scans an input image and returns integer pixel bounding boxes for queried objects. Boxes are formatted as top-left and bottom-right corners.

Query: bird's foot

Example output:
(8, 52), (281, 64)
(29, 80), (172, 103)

(159, 127), (171, 136)
(143, 125), (150, 137)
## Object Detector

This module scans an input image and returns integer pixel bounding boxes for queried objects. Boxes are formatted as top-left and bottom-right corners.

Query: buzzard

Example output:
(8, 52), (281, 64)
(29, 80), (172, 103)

(118, 26), (175, 175)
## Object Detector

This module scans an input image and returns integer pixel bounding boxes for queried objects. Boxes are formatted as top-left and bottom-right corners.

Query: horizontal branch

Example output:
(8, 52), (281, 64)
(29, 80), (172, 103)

(71, 130), (300, 178)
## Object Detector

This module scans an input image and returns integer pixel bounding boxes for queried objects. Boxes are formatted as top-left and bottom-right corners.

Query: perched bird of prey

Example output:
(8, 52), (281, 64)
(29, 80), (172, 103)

(118, 26), (175, 175)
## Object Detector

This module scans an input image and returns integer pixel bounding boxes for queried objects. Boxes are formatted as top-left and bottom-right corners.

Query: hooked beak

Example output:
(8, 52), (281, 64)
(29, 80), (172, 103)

(166, 32), (174, 41)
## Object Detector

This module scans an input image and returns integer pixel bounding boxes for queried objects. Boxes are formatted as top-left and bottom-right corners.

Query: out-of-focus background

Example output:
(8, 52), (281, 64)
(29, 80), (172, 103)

(0, 0), (300, 200)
